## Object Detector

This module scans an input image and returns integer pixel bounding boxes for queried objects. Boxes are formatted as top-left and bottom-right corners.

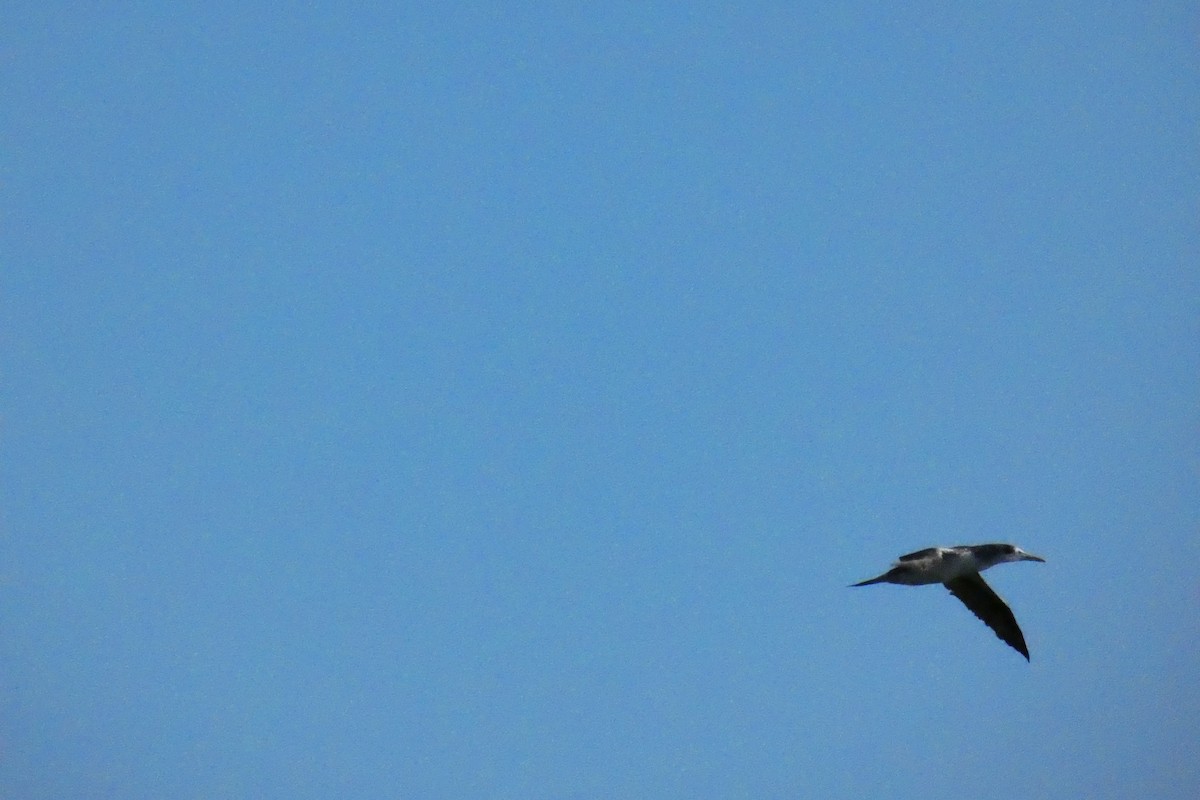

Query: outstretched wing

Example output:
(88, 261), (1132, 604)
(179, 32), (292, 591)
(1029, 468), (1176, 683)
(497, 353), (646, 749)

(898, 547), (940, 562)
(944, 573), (1030, 660)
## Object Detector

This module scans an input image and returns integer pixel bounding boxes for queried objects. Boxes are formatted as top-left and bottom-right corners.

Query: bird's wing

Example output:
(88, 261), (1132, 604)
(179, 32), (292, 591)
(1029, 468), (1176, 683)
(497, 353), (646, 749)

(898, 547), (939, 562)
(944, 573), (1030, 660)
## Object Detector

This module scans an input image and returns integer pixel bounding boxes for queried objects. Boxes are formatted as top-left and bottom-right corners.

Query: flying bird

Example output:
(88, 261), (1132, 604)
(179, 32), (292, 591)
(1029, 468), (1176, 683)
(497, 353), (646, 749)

(851, 544), (1045, 660)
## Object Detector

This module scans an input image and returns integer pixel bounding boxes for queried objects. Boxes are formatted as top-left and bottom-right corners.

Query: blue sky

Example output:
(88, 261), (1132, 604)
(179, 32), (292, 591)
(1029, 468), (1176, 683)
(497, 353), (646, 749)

(2, 3), (1197, 798)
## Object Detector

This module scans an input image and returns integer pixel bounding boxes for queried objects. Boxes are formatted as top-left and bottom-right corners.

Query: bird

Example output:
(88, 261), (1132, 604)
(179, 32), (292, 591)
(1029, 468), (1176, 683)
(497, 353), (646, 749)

(851, 544), (1045, 660)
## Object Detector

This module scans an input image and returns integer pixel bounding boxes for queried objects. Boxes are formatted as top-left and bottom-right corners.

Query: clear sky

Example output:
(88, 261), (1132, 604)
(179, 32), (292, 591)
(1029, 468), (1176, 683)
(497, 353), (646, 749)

(2, 3), (1197, 798)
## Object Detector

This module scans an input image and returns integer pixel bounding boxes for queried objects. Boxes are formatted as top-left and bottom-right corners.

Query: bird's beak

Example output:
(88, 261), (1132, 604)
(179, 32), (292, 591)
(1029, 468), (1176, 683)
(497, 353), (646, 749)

(1021, 552), (1046, 563)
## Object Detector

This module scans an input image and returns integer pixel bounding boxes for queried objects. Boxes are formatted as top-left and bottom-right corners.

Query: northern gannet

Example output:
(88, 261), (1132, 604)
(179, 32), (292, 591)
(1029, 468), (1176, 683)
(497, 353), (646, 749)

(851, 544), (1045, 660)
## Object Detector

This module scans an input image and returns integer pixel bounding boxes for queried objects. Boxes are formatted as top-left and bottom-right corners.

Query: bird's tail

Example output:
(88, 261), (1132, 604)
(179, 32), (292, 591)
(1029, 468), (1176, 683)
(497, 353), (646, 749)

(849, 574), (889, 587)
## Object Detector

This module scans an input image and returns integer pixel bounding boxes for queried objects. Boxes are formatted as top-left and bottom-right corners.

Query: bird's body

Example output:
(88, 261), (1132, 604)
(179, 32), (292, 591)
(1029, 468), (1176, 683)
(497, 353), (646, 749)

(852, 543), (1045, 660)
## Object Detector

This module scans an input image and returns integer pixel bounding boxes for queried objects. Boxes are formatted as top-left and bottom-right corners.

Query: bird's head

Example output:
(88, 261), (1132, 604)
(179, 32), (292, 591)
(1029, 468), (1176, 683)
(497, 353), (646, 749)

(1007, 545), (1045, 563)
